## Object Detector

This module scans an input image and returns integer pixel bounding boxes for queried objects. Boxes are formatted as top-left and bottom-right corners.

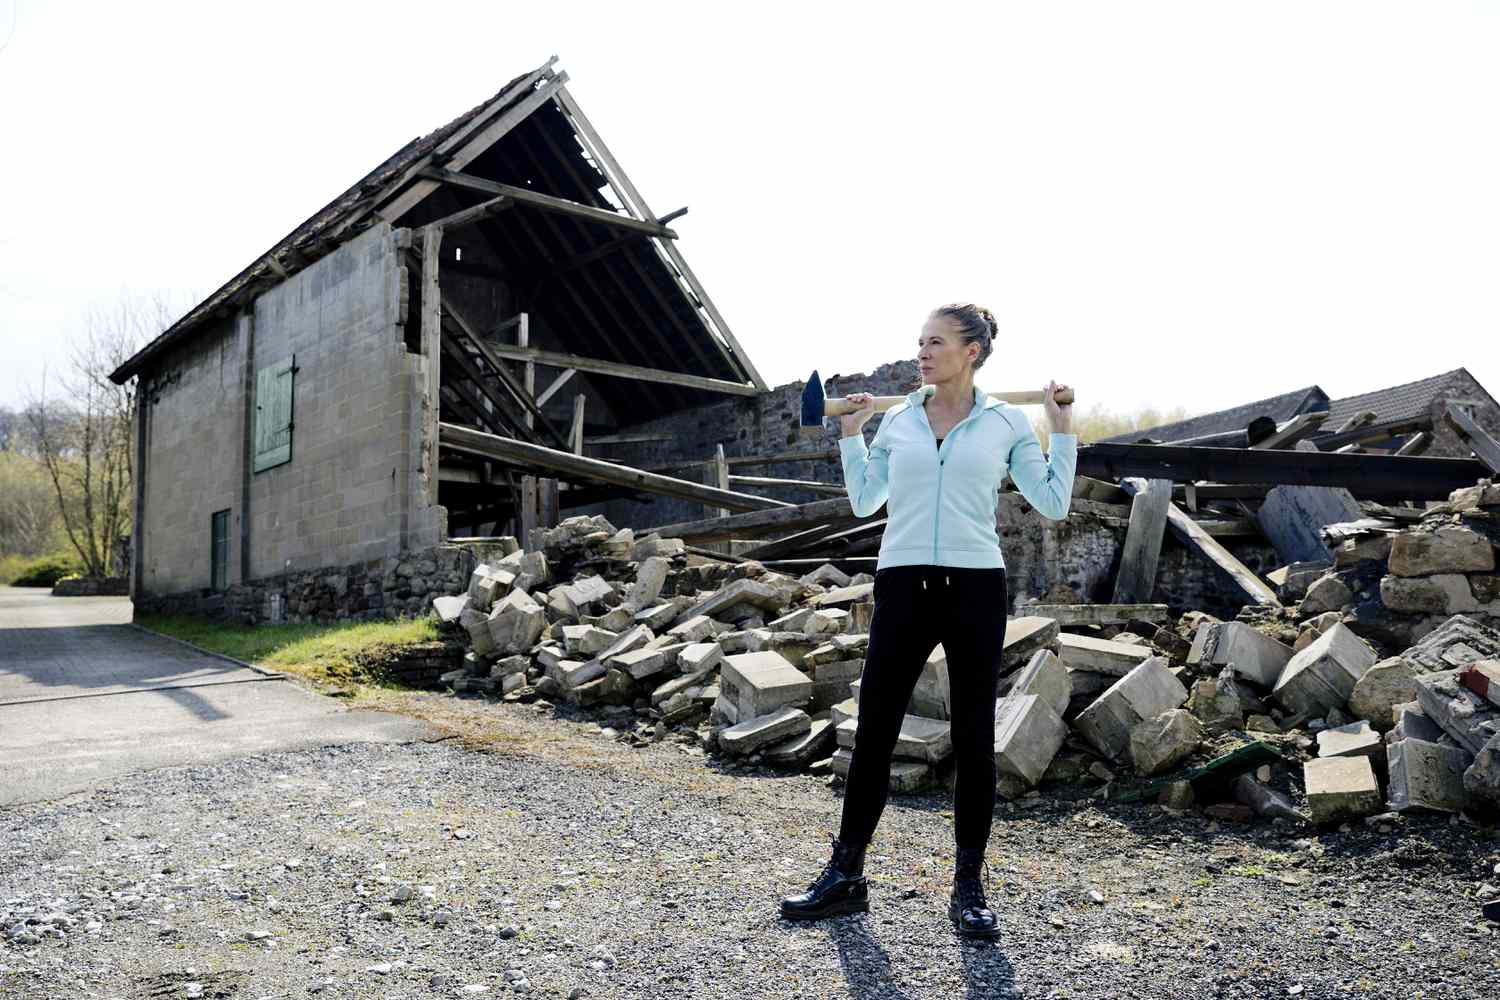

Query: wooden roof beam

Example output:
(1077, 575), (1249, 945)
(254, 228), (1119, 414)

(473, 343), (757, 397)
(420, 168), (678, 239)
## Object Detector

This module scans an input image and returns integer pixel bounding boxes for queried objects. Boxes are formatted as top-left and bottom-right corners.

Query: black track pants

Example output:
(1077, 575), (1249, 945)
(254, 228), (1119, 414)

(837, 564), (1009, 851)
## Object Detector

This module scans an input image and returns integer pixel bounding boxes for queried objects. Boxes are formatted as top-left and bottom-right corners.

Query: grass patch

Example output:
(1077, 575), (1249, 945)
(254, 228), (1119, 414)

(136, 613), (442, 689)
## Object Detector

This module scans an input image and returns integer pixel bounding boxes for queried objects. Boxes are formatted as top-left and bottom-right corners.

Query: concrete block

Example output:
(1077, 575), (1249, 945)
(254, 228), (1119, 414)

(1380, 574), (1480, 614)
(1073, 656), (1189, 759)
(1414, 669), (1500, 754)
(667, 615), (724, 643)
(685, 578), (790, 621)
(799, 563), (850, 588)
(500, 672), (526, 695)
(1003, 616), (1061, 670)
(634, 601), (685, 631)
(812, 583), (874, 608)
(612, 647), (670, 681)
(625, 556), (671, 612)
(486, 590), (546, 656)
(768, 608), (815, 632)
(1389, 701), (1444, 743)
(562, 624), (617, 658)
(908, 645), (950, 720)
(850, 677), (862, 703)
(1187, 674), (1243, 733)
(1066, 669), (1116, 696)
(1272, 623), (1378, 717)
(1006, 648), (1071, 720)
(1459, 659), (1500, 708)
(489, 655), (529, 680)
(1128, 709), (1203, 777)
(764, 717), (835, 768)
(1349, 656), (1425, 731)
(463, 610), (497, 658)
(677, 642), (723, 673)
(830, 749), (929, 793)
(650, 667), (715, 707)
(598, 624), (654, 664)
(1401, 614), (1500, 672)
(1303, 756), (1382, 824)
(719, 651), (812, 721)
(811, 657), (865, 684)
(719, 706), (812, 755)
(993, 693), (1067, 785)
(547, 658), (605, 690)
(1387, 738), (1473, 813)
(1464, 733), (1500, 806)
(1300, 574), (1354, 615)
(830, 698), (859, 727)
(1188, 621), (1294, 688)
(1388, 527), (1495, 577)
(834, 714), (953, 763)
(804, 609), (848, 636)
(1056, 633), (1153, 677)
(1316, 720), (1383, 763)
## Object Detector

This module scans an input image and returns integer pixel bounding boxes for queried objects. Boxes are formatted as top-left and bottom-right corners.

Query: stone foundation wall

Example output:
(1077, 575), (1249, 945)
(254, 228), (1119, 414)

(51, 576), (131, 597)
(366, 639), (467, 688)
(133, 539), (515, 625)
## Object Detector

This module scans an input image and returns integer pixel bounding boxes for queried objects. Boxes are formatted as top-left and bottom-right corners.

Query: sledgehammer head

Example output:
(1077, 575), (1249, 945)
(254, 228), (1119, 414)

(799, 370), (827, 435)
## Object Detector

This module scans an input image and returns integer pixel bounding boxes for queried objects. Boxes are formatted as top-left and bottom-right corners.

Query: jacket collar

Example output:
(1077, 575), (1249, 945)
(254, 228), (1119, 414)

(909, 384), (1003, 415)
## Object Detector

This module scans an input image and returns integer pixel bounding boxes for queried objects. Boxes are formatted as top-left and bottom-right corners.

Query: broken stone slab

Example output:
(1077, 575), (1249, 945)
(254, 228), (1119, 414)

(1388, 526), (1496, 577)
(1272, 623), (1378, 717)
(764, 717), (836, 769)
(1186, 674), (1243, 733)
(1464, 732), (1500, 806)
(1388, 738), (1474, 813)
(611, 648), (670, 682)
(625, 556), (671, 613)
(583, 606), (634, 633)
(805, 633), (870, 666)
(565, 675), (608, 707)
(719, 651), (813, 721)
(834, 714), (954, 763)
(1066, 669), (1116, 697)
(1186, 621), (1294, 688)
(547, 658), (606, 690)
(811, 658), (865, 684)
(1073, 656), (1189, 760)
(811, 583), (875, 608)
(677, 642), (724, 674)
(667, 614), (729, 643)
(1389, 701), (1444, 743)
(1056, 633), (1153, 677)
(511, 550), (550, 594)
(993, 693), (1067, 786)
(597, 624), (655, 664)
(489, 655), (530, 680)
(1335, 534), (1395, 568)
(432, 594), (470, 624)
(768, 608), (816, 632)
(462, 608), (497, 658)
(651, 667), (716, 706)
(1316, 720), (1383, 763)
(1003, 616), (1062, 670)
(1401, 614), (1500, 672)
(1005, 649), (1071, 720)
(467, 564), (515, 613)
(562, 624), (617, 658)
(1349, 656), (1425, 732)
(803, 609), (849, 636)
(720, 707), (812, 756)
(829, 698), (859, 727)
(1128, 709), (1203, 777)
(683, 578), (790, 622)
(829, 749), (929, 793)
(1304, 756), (1383, 824)
(561, 574), (617, 610)
(486, 590), (547, 656)
(631, 533), (685, 561)
(850, 677), (861, 702)
(634, 600), (688, 631)
(1413, 669), (1500, 754)
(908, 646), (950, 720)
(799, 563), (850, 588)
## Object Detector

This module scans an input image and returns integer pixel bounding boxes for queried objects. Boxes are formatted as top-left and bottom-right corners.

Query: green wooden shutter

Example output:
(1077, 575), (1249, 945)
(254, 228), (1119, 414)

(253, 356), (296, 472)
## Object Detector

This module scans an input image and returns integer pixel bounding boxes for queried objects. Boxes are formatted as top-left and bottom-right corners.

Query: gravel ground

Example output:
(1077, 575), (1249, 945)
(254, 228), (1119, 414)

(3, 689), (1499, 1000)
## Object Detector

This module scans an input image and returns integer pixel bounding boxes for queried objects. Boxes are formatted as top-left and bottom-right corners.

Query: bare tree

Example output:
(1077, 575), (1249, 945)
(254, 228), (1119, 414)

(24, 294), (179, 577)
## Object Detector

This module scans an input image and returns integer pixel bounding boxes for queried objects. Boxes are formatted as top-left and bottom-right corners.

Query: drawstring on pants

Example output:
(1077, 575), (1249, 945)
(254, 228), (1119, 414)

(921, 573), (953, 590)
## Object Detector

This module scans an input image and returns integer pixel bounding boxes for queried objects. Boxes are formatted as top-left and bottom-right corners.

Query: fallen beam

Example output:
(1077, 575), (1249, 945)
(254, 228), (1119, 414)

(648, 497), (864, 545)
(1165, 501), (1281, 607)
(1112, 478), (1171, 604)
(1077, 443), (1488, 501)
(728, 474), (846, 496)
(470, 343), (758, 398)
(422, 167), (678, 239)
(438, 423), (789, 514)
(1443, 403), (1500, 474)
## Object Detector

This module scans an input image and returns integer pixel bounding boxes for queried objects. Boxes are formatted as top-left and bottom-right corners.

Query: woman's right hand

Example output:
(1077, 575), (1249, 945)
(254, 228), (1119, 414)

(840, 393), (877, 438)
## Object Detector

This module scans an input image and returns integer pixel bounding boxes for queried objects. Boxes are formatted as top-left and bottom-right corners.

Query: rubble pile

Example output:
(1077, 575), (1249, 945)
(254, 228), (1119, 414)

(421, 482), (1500, 826)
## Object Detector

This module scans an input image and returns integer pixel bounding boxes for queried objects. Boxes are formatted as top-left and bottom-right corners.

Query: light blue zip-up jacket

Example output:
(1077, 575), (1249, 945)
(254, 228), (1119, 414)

(838, 384), (1078, 569)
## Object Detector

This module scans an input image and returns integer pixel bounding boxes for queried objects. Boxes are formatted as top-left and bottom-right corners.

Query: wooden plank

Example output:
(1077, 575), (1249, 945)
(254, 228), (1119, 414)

(440, 336), (537, 443)
(1023, 603), (1170, 626)
(536, 368), (576, 407)
(728, 474), (846, 496)
(376, 71), (569, 225)
(424, 195), (513, 232)
(1443, 403), (1500, 474)
(440, 294), (569, 448)
(737, 523), (846, 562)
(553, 85), (769, 392)
(570, 394), (586, 455)
(647, 498), (863, 545)
(1112, 478), (1172, 604)
(438, 422), (788, 514)
(518, 313), (534, 430)
(1333, 410), (1378, 435)
(1252, 411), (1328, 449)
(520, 476), (539, 553)
(470, 343), (757, 397)
(1394, 431), (1431, 457)
(420, 226), (444, 505)
(712, 444), (730, 518)
(1165, 501), (1281, 607)
(585, 432), (674, 446)
(1077, 443), (1488, 501)
(1313, 416), (1431, 451)
(422, 168), (678, 239)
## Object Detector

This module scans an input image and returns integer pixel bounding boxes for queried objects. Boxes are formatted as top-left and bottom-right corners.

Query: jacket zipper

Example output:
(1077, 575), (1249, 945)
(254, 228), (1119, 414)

(928, 399), (991, 563)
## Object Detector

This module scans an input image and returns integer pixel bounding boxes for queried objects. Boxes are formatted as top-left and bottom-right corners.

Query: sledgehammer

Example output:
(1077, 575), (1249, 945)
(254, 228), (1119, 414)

(800, 370), (1076, 436)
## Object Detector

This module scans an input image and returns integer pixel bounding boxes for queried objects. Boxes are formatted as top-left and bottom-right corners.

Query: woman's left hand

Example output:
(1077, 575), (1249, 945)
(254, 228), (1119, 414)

(1043, 380), (1073, 434)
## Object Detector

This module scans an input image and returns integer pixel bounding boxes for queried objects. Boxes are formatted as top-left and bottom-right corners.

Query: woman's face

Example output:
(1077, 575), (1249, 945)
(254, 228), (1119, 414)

(917, 315), (979, 385)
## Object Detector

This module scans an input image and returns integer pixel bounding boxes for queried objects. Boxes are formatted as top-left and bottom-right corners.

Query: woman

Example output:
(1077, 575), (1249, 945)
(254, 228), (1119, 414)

(779, 303), (1076, 938)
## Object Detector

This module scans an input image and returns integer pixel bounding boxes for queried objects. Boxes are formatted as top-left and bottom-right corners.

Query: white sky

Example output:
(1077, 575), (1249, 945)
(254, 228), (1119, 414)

(1, 1), (1497, 420)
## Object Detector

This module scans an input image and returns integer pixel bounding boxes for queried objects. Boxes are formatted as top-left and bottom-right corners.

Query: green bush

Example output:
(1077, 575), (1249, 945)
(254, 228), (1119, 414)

(2, 553), (85, 587)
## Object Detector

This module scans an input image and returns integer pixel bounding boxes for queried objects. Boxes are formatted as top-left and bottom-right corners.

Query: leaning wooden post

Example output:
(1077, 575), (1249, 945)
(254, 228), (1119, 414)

(520, 475), (539, 553)
(420, 225), (444, 507)
(571, 394), (587, 455)
(713, 443), (730, 554)
(518, 312), (534, 430)
(1112, 477), (1172, 604)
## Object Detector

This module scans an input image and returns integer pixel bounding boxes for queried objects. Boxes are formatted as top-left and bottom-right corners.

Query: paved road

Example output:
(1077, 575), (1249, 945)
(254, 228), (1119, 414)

(0, 587), (437, 805)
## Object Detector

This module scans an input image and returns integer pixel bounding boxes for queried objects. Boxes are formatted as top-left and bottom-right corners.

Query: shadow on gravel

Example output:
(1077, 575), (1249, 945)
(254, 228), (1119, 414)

(795, 914), (1016, 999)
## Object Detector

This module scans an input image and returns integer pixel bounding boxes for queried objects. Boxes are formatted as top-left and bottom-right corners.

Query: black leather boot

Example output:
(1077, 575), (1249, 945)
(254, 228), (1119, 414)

(780, 835), (869, 921)
(949, 846), (999, 938)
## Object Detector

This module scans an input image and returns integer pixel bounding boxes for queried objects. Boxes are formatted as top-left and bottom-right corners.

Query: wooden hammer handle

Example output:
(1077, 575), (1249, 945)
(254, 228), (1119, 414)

(824, 386), (1075, 416)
